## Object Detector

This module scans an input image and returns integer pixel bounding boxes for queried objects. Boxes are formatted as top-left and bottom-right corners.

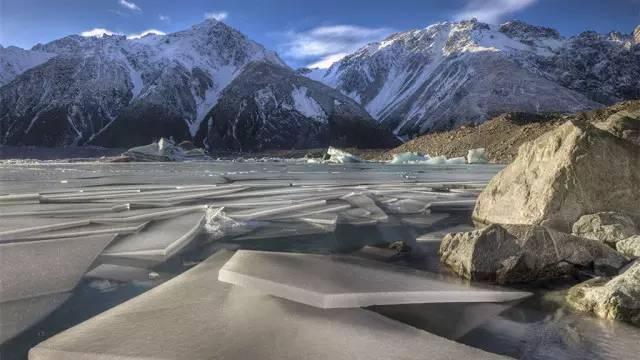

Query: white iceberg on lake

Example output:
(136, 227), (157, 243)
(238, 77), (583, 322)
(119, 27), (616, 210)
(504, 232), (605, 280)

(390, 152), (430, 164)
(326, 147), (362, 163)
(467, 148), (489, 164)
(390, 153), (466, 165)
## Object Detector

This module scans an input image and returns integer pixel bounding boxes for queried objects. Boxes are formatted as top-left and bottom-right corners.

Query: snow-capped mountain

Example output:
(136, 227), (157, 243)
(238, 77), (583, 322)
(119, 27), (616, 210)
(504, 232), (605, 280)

(198, 61), (399, 151)
(0, 45), (55, 86)
(307, 20), (640, 138)
(0, 19), (287, 147)
(0, 19), (391, 149)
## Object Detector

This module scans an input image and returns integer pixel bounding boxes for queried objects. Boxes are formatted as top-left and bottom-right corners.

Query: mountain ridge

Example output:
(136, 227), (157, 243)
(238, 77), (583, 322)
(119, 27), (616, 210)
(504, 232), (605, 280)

(305, 19), (640, 138)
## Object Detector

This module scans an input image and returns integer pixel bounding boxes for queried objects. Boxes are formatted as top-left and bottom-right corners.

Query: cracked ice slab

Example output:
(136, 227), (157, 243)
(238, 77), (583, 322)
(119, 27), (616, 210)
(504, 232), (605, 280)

(29, 251), (508, 360)
(1, 292), (71, 345)
(99, 211), (205, 264)
(0, 234), (115, 303)
(218, 250), (531, 309)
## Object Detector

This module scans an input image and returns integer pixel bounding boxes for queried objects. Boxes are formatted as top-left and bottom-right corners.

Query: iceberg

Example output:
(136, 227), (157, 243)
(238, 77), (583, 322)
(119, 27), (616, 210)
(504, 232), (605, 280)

(390, 152), (430, 164)
(29, 251), (507, 360)
(218, 250), (531, 309)
(325, 146), (362, 163)
(467, 148), (489, 164)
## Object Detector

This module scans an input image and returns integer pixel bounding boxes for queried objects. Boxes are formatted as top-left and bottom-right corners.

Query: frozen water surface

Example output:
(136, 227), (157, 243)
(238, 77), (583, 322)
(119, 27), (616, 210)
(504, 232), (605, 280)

(0, 161), (639, 359)
(219, 250), (531, 308)
(29, 251), (507, 360)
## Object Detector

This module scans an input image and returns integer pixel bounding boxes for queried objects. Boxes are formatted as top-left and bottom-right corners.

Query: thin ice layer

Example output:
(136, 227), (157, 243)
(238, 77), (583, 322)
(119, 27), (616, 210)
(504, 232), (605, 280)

(218, 250), (531, 308)
(0, 292), (71, 345)
(30, 251), (507, 360)
(0, 234), (115, 302)
(100, 211), (205, 263)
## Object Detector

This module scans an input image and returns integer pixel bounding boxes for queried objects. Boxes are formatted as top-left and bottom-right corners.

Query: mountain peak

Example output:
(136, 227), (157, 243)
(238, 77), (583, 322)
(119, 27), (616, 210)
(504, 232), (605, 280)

(499, 20), (561, 40)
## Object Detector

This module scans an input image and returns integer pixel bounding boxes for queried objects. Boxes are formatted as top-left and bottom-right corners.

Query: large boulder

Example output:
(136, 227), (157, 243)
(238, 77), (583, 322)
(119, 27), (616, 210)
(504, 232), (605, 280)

(473, 120), (640, 232)
(572, 212), (638, 245)
(567, 261), (640, 326)
(617, 236), (640, 258)
(439, 224), (627, 284)
(593, 106), (640, 146)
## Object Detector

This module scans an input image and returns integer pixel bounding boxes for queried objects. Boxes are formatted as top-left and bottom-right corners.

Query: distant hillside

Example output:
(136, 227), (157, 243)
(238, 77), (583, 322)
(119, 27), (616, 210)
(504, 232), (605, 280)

(386, 100), (640, 163)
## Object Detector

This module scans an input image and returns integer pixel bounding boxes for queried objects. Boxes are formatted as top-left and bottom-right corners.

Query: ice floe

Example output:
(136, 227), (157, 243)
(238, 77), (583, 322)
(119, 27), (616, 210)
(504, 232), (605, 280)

(29, 251), (507, 360)
(218, 250), (531, 308)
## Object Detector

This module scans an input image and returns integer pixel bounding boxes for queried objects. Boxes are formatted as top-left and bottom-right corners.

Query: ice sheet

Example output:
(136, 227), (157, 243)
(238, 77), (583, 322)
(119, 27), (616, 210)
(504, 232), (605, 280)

(100, 211), (205, 263)
(0, 234), (115, 302)
(0, 292), (71, 345)
(0, 218), (92, 242)
(219, 250), (531, 308)
(341, 193), (388, 222)
(85, 264), (163, 283)
(29, 251), (507, 360)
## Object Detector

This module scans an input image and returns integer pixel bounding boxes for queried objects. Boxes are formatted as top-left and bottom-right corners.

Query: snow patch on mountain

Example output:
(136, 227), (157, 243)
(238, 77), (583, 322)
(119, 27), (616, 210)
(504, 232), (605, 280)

(305, 19), (638, 137)
(0, 45), (55, 86)
(291, 86), (327, 123)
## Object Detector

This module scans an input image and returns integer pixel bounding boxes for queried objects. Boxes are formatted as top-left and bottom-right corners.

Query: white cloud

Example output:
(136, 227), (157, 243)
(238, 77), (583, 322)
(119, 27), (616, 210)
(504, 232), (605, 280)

(281, 25), (392, 68)
(455, 0), (538, 23)
(127, 29), (166, 39)
(80, 28), (122, 37)
(159, 15), (170, 22)
(307, 53), (349, 69)
(205, 11), (229, 21)
(119, 0), (141, 12)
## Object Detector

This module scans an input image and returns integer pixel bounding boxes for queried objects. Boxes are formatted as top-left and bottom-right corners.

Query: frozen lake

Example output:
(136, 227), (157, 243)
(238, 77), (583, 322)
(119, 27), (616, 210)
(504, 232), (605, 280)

(1, 161), (639, 359)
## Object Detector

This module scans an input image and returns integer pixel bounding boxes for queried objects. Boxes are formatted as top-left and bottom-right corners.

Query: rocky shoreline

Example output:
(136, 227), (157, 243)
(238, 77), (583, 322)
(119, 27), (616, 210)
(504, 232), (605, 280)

(439, 112), (640, 326)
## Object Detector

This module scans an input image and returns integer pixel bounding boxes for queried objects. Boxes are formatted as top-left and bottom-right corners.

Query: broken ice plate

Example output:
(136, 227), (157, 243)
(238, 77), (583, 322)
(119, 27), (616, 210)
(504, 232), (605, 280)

(218, 250), (531, 309)
(99, 211), (205, 265)
(30, 251), (504, 360)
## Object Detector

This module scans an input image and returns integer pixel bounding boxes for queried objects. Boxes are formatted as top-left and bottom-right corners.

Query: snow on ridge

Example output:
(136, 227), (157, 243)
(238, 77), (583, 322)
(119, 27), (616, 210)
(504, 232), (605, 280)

(0, 46), (56, 85)
(291, 86), (327, 123)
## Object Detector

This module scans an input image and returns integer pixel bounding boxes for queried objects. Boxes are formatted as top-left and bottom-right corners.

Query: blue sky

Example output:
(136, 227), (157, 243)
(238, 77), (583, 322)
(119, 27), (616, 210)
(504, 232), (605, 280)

(1, 0), (639, 68)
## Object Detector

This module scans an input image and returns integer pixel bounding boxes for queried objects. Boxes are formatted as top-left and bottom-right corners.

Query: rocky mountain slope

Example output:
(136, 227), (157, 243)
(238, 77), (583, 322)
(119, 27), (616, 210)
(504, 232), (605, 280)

(0, 45), (55, 86)
(387, 100), (640, 163)
(307, 20), (640, 138)
(0, 20), (392, 149)
(198, 62), (399, 151)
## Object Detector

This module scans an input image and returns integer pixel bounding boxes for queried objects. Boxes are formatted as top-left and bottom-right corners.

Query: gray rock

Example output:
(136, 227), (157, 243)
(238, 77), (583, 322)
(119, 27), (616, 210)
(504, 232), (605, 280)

(593, 106), (640, 146)
(439, 224), (627, 284)
(617, 236), (640, 258)
(567, 261), (640, 326)
(572, 212), (638, 245)
(473, 120), (640, 232)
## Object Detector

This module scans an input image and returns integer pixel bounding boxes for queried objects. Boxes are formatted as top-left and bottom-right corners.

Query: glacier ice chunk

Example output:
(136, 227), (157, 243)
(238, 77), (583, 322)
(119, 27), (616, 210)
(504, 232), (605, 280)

(467, 148), (488, 164)
(326, 147), (362, 163)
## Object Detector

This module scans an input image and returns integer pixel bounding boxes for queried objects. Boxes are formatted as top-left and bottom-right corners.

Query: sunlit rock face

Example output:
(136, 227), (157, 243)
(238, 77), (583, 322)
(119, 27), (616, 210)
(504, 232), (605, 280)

(567, 261), (640, 326)
(307, 19), (640, 138)
(472, 120), (640, 232)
